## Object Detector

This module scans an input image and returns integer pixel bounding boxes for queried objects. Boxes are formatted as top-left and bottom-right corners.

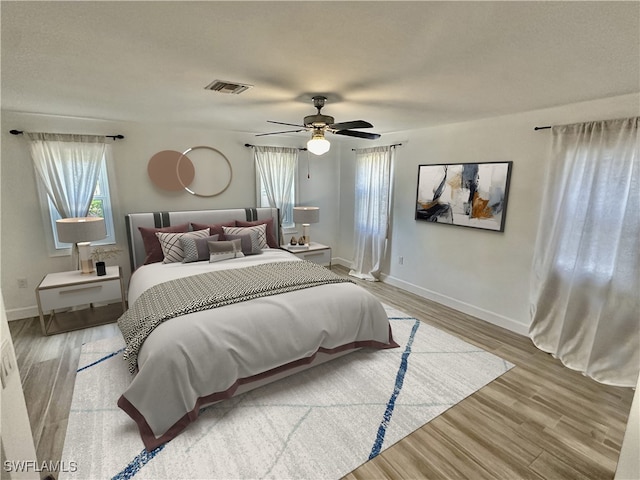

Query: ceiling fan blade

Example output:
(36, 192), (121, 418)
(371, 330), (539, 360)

(255, 129), (307, 137)
(333, 130), (381, 140)
(267, 120), (307, 128)
(329, 120), (373, 130)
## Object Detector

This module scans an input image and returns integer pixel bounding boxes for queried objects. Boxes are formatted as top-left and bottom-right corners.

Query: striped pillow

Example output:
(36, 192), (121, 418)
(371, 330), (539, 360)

(156, 229), (210, 263)
(222, 224), (268, 250)
(225, 230), (262, 255)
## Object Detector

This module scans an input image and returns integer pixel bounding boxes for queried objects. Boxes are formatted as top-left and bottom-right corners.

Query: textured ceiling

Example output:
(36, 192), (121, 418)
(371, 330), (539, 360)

(2, 1), (638, 139)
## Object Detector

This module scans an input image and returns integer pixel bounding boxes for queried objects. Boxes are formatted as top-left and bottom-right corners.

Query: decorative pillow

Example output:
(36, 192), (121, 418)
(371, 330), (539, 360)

(180, 234), (219, 263)
(156, 229), (210, 263)
(236, 218), (278, 248)
(225, 230), (262, 255)
(139, 223), (190, 265)
(208, 239), (244, 263)
(190, 221), (236, 240)
(223, 224), (268, 250)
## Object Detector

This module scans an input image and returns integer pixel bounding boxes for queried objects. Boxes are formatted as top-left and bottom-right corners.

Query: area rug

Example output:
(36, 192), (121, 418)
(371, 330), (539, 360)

(60, 306), (513, 480)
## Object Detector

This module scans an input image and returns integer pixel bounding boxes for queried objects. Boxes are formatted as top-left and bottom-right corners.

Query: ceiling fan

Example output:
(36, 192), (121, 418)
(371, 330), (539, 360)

(256, 95), (381, 155)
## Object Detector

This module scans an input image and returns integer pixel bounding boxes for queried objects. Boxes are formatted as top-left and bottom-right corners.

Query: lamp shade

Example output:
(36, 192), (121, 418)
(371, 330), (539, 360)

(307, 131), (330, 155)
(56, 217), (106, 244)
(293, 206), (320, 224)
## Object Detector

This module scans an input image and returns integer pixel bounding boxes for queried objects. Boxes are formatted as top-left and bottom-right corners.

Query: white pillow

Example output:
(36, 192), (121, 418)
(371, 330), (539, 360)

(156, 229), (210, 263)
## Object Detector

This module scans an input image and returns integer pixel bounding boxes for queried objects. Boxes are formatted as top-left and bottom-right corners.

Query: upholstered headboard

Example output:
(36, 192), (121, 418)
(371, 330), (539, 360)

(125, 207), (281, 270)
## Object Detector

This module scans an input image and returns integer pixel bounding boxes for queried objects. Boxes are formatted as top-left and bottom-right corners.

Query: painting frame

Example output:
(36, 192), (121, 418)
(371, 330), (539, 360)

(415, 161), (513, 232)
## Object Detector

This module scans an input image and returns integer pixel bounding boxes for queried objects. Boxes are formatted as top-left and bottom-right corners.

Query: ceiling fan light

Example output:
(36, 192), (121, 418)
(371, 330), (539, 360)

(307, 132), (330, 155)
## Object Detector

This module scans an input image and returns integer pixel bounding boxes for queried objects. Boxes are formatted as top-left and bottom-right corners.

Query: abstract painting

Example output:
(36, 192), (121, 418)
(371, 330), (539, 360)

(415, 161), (512, 231)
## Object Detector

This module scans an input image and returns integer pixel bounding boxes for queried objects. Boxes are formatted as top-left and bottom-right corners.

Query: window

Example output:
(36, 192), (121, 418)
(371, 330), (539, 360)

(254, 147), (298, 229)
(350, 146), (394, 280)
(529, 117), (639, 386)
(48, 157), (116, 249)
(257, 176), (296, 228)
(27, 132), (116, 255)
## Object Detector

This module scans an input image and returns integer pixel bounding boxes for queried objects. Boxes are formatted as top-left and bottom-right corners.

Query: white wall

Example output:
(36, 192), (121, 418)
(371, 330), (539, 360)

(335, 93), (639, 334)
(0, 137), (39, 478)
(0, 111), (340, 318)
(3, 94), (637, 327)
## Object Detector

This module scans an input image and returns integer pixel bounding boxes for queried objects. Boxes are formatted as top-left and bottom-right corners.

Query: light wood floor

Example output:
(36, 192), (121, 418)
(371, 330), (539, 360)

(9, 266), (634, 480)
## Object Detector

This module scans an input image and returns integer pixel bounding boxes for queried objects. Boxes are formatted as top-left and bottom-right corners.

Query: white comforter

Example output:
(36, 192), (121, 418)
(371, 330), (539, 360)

(118, 249), (396, 450)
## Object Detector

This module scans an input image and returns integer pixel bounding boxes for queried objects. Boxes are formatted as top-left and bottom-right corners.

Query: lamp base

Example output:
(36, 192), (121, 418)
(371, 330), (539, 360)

(302, 224), (310, 246)
(80, 261), (94, 274)
(77, 242), (95, 274)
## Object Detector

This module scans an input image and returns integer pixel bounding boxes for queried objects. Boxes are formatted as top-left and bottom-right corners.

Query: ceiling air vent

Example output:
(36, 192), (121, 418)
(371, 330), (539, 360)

(204, 80), (253, 94)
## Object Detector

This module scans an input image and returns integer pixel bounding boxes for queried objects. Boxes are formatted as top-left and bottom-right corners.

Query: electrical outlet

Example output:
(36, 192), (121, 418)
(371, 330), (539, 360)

(398, 256), (404, 265)
(17, 278), (27, 288)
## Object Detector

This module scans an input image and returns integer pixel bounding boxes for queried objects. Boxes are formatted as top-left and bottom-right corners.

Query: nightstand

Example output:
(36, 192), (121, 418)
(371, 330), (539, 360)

(35, 266), (126, 336)
(282, 242), (332, 268)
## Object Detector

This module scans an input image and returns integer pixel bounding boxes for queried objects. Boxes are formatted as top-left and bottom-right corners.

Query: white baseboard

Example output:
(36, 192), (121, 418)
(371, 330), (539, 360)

(380, 273), (529, 336)
(332, 256), (528, 335)
(6, 306), (39, 322)
(332, 257), (352, 268)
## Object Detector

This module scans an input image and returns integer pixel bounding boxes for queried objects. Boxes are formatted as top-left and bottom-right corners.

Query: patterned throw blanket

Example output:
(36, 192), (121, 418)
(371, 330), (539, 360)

(118, 260), (354, 374)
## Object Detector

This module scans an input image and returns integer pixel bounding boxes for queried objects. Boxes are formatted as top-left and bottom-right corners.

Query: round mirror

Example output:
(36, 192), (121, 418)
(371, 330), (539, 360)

(176, 146), (233, 197)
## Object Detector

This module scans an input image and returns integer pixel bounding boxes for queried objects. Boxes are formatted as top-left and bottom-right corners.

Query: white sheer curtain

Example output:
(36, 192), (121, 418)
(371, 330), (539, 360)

(529, 117), (639, 387)
(254, 146), (298, 226)
(28, 133), (107, 218)
(349, 146), (395, 281)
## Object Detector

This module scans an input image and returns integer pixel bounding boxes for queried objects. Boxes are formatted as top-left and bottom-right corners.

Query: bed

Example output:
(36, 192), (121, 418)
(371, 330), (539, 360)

(118, 207), (398, 451)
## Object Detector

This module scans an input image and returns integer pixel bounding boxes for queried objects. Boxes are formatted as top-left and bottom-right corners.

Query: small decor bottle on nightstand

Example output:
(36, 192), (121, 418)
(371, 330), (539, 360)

(91, 246), (122, 277)
(96, 261), (107, 276)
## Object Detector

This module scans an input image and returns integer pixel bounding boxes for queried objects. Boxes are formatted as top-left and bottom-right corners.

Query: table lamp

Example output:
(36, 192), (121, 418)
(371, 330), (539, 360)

(56, 217), (107, 274)
(293, 206), (320, 246)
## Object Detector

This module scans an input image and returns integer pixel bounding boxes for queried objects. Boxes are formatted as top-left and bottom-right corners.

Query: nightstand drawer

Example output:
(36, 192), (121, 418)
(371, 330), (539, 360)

(39, 279), (121, 311)
(297, 248), (331, 266)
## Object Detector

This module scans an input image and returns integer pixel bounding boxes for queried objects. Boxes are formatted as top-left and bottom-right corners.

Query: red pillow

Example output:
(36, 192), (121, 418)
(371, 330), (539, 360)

(190, 221), (236, 240)
(139, 223), (189, 264)
(236, 218), (278, 248)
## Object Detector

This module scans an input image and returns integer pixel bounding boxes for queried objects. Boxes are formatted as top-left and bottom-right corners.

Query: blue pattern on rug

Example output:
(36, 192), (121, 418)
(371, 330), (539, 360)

(107, 317), (424, 477)
(76, 348), (124, 373)
(369, 318), (420, 459)
(61, 313), (515, 479)
(111, 446), (165, 480)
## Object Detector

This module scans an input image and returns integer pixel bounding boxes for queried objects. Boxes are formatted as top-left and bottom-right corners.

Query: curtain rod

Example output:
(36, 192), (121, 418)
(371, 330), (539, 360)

(534, 126), (551, 131)
(244, 143), (307, 151)
(9, 129), (125, 140)
(352, 143), (402, 151)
